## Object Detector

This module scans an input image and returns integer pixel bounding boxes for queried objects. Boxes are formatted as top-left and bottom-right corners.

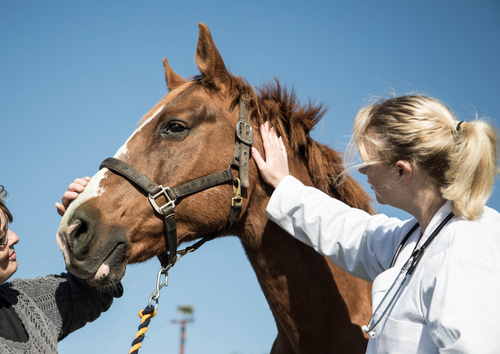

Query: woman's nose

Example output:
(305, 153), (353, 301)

(358, 166), (368, 175)
(7, 229), (19, 246)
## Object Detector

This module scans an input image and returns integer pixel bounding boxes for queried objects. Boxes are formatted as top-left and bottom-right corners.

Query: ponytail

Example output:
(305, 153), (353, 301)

(442, 119), (499, 219)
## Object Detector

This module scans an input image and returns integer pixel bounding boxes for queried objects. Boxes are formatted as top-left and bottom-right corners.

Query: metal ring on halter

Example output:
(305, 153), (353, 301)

(148, 186), (176, 215)
(236, 121), (254, 145)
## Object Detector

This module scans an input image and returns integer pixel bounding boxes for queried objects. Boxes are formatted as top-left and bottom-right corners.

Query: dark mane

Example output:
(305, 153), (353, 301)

(226, 76), (373, 212)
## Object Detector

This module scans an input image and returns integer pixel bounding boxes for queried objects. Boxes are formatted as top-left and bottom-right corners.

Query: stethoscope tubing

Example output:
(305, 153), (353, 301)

(362, 212), (454, 338)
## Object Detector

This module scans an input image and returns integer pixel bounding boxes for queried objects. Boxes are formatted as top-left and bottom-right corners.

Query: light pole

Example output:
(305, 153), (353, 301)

(172, 305), (194, 354)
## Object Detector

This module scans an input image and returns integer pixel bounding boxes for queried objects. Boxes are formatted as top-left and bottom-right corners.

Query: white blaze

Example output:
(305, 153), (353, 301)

(56, 105), (164, 259)
(114, 106), (165, 159)
(60, 105), (165, 226)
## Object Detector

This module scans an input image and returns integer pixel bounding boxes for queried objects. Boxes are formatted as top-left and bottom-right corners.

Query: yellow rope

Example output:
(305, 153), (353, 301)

(129, 306), (157, 354)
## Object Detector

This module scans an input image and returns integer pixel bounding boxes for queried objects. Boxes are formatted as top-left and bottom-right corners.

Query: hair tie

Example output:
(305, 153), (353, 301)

(456, 121), (465, 132)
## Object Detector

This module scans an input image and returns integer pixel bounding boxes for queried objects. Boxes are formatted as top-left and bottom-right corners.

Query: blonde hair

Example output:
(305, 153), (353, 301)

(349, 95), (499, 220)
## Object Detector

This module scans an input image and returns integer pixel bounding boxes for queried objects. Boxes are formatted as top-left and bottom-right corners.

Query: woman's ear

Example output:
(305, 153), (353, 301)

(395, 160), (413, 184)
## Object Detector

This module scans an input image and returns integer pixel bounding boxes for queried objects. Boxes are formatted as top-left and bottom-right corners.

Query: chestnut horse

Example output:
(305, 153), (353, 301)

(57, 23), (373, 353)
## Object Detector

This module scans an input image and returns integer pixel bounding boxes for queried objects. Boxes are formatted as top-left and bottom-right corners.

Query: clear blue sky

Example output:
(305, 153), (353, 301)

(1, 1), (499, 354)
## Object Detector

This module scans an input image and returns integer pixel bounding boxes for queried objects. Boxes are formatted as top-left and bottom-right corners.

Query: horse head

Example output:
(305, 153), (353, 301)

(57, 23), (262, 286)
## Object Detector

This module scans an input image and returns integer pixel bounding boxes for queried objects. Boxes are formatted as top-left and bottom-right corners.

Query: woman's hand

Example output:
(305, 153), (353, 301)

(251, 121), (289, 188)
(55, 177), (91, 216)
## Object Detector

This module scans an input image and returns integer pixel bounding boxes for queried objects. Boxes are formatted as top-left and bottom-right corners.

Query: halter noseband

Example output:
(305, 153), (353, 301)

(99, 95), (253, 267)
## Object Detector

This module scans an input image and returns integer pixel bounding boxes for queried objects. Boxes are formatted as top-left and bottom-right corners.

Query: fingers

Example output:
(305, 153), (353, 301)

(56, 176), (90, 217)
(70, 177), (90, 190)
(55, 202), (66, 217)
(260, 122), (282, 157)
(67, 183), (84, 194)
(65, 177), (90, 199)
(253, 122), (290, 188)
(278, 136), (286, 156)
(61, 190), (79, 209)
(251, 146), (266, 171)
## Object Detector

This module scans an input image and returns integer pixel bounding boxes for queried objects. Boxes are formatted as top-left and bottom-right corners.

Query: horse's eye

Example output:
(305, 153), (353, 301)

(165, 122), (187, 134)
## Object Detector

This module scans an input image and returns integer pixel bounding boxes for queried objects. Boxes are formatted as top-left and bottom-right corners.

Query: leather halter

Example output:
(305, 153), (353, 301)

(99, 95), (253, 268)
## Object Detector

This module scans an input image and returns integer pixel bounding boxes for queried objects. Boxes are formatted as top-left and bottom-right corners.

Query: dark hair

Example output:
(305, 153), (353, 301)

(0, 186), (13, 223)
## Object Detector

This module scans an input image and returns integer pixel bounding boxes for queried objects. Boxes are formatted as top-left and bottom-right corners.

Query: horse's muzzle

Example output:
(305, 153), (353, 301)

(67, 218), (92, 258)
(59, 203), (128, 285)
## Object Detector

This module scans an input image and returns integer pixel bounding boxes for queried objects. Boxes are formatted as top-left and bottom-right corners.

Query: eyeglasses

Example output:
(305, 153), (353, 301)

(0, 223), (8, 246)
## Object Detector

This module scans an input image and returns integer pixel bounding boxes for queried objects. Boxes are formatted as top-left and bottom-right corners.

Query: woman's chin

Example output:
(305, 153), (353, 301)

(375, 196), (387, 205)
(0, 263), (19, 285)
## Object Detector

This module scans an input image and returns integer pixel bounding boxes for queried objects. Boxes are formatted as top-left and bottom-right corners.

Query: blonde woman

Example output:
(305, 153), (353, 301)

(251, 95), (500, 353)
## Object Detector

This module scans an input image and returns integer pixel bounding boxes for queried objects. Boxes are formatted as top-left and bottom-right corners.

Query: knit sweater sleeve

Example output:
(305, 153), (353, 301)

(11, 273), (123, 341)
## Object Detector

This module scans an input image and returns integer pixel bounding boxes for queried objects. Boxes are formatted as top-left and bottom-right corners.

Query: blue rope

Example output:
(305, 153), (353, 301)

(129, 305), (157, 354)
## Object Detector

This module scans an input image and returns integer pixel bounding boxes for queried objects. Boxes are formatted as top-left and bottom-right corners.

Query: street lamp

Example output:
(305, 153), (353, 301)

(172, 305), (195, 354)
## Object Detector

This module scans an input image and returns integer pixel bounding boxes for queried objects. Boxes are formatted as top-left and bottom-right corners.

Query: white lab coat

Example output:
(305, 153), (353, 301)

(266, 175), (500, 353)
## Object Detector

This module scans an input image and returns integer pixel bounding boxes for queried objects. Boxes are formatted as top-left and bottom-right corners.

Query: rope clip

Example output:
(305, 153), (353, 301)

(148, 267), (169, 310)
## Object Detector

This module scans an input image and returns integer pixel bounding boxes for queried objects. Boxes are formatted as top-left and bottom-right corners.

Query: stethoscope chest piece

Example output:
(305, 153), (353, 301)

(362, 325), (377, 338)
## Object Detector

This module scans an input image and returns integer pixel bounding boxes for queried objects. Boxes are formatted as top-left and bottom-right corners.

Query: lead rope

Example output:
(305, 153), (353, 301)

(129, 306), (157, 354)
(128, 250), (191, 354)
(128, 178), (243, 353)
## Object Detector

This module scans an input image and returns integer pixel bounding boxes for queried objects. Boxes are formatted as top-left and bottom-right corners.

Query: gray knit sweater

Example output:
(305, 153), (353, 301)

(0, 273), (122, 353)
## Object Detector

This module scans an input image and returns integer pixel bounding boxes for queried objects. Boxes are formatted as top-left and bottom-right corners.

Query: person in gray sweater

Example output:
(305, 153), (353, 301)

(0, 179), (122, 353)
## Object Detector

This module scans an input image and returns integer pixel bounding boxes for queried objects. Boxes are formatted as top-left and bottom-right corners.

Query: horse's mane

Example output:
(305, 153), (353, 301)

(231, 76), (373, 213)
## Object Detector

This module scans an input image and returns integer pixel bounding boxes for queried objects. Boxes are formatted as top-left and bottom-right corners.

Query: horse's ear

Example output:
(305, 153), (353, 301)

(163, 57), (187, 92)
(196, 23), (230, 90)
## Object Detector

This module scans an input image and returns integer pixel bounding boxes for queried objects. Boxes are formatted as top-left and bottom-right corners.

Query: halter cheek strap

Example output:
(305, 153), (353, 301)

(231, 95), (253, 188)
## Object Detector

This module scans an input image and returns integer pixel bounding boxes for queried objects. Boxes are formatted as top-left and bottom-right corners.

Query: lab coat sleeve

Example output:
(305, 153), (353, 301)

(266, 175), (405, 281)
(421, 222), (500, 353)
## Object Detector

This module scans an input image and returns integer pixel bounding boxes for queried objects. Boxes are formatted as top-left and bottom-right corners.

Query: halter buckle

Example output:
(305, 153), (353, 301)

(149, 186), (176, 215)
(236, 121), (254, 145)
(232, 178), (242, 207)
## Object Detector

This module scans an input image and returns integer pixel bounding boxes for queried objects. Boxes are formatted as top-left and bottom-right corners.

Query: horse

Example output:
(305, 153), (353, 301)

(56, 23), (374, 353)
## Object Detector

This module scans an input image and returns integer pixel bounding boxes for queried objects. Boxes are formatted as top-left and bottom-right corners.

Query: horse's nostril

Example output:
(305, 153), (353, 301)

(67, 218), (91, 256)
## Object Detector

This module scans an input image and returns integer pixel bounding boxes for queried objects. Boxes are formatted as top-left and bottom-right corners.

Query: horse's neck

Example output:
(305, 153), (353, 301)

(239, 221), (370, 352)
(239, 180), (370, 352)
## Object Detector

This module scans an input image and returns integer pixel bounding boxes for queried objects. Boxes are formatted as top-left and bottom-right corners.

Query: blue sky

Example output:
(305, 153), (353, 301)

(1, 1), (499, 353)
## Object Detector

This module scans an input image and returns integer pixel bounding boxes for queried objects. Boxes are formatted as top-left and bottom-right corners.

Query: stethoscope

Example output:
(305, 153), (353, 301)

(361, 212), (454, 338)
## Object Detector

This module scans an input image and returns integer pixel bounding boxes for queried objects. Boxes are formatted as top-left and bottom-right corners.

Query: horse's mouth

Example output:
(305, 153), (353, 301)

(68, 242), (128, 287)
(89, 242), (127, 287)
